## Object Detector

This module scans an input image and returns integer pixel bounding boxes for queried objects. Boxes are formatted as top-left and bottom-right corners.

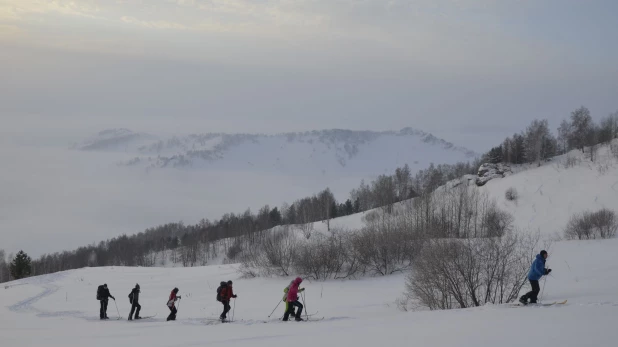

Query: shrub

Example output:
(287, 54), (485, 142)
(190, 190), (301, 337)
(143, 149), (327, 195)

(565, 209), (617, 240)
(406, 231), (540, 310)
(505, 187), (519, 202)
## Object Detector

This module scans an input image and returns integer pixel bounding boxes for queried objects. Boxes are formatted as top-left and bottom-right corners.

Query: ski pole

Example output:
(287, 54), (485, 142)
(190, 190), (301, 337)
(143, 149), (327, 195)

(232, 298), (236, 322)
(539, 276), (548, 303)
(114, 299), (120, 319)
(301, 291), (308, 321)
(268, 299), (283, 318)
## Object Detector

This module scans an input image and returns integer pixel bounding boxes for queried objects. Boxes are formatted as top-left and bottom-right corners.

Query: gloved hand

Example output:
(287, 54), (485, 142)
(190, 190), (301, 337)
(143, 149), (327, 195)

(545, 269), (552, 275)
(299, 288), (305, 292)
(112, 296), (115, 300)
(233, 295), (237, 298)
(177, 296), (181, 300)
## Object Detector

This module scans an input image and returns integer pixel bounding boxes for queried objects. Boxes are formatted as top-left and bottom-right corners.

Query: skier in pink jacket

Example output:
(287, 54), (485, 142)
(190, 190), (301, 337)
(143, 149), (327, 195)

(283, 277), (305, 321)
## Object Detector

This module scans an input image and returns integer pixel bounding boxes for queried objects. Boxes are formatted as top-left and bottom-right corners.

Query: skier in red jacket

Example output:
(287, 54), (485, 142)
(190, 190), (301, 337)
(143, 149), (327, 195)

(283, 277), (304, 321)
(218, 281), (237, 321)
(166, 287), (181, 321)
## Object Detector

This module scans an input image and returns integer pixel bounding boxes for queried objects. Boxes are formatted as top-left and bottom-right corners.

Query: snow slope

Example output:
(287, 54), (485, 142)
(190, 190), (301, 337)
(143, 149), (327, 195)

(293, 143), (618, 241)
(479, 144), (618, 238)
(2, 239), (618, 347)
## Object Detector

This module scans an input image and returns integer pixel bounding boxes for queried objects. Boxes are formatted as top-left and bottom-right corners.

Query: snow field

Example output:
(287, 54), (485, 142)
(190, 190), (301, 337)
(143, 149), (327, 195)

(2, 238), (618, 347)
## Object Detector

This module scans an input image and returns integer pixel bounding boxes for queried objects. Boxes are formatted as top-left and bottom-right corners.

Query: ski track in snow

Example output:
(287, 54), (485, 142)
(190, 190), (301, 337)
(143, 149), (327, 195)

(8, 272), (65, 314)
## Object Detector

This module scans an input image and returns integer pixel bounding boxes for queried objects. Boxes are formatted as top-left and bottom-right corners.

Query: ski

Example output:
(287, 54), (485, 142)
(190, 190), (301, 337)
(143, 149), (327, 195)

(511, 299), (567, 307)
(129, 313), (157, 320)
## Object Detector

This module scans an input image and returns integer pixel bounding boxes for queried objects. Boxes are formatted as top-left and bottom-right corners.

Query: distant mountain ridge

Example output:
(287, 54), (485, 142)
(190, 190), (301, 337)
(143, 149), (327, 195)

(73, 127), (478, 172)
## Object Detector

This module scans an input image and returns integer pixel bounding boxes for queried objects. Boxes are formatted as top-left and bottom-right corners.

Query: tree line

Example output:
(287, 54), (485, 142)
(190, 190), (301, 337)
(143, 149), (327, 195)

(0, 157), (480, 282)
(485, 107), (618, 165)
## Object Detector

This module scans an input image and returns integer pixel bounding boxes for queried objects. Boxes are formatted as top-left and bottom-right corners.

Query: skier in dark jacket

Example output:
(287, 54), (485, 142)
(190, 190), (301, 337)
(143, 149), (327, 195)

(166, 287), (181, 321)
(128, 284), (142, 320)
(217, 280), (237, 321)
(519, 250), (552, 305)
(97, 284), (115, 320)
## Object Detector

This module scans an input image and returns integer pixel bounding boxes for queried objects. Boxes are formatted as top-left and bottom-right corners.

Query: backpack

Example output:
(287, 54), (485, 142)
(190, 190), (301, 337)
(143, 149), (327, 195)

(96, 285), (104, 301)
(216, 282), (226, 302)
(128, 291), (134, 304)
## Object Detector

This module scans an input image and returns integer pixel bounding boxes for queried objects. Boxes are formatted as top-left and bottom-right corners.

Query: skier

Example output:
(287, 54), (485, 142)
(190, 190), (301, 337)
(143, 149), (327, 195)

(282, 279), (303, 319)
(519, 250), (552, 305)
(282, 277), (305, 321)
(166, 287), (181, 321)
(128, 283), (142, 320)
(96, 283), (115, 320)
(217, 280), (237, 321)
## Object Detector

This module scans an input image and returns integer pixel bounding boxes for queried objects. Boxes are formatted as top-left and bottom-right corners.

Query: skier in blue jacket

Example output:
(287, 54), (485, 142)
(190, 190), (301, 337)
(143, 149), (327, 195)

(519, 250), (552, 305)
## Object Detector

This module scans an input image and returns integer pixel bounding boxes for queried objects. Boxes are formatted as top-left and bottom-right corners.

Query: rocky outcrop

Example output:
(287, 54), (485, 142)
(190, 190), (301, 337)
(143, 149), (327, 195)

(476, 163), (512, 186)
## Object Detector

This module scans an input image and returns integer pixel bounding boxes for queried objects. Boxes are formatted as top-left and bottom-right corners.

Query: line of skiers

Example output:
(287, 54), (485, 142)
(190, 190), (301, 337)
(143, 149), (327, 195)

(97, 277), (305, 322)
(95, 250), (551, 322)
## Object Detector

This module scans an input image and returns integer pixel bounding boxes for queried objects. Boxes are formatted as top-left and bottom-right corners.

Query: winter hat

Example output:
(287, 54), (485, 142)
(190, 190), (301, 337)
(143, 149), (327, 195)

(540, 250), (548, 257)
(173, 287), (179, 293)
(227, 280), (233, 285)
(103, 284), (107, 288)
(135, 283), (140, 289)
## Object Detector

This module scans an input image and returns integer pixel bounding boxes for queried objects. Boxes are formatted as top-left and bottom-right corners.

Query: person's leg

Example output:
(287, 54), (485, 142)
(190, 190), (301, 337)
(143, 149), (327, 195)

(100, 300), (105, 319)
(103, 299), (109, 318)
(292, 301), (303, 320)
(135, 303), (141, 318)
(129, 304), (135, 320)
(167, 306), (174, 321)
(529, 280), (540, 303)
(220, 301), (230, 320)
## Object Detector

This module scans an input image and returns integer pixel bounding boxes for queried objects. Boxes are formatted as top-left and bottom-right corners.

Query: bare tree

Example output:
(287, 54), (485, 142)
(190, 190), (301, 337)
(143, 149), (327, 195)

(569, 106), (594, 152)
(557, 119), (572, 154)
(599, 112), (618, 143)
(524, 119), (553, 166)
(318, 188), (336, 231)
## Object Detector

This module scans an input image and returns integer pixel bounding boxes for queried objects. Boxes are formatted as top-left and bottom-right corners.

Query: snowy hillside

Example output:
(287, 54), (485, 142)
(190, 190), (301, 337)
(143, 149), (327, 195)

(290, 142), (618, 240)
(73, 128), (478, 175)
(2, 238), (618, 347)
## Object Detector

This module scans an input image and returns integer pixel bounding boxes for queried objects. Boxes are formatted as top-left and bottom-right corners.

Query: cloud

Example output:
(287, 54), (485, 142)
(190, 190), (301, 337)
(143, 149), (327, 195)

(0, 0), (102, 19)
(120, 16), (190, 30)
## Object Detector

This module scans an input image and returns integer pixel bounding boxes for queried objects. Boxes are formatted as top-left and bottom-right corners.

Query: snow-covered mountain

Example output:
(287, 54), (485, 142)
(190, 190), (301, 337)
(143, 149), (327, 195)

(73, 128), (478, 176)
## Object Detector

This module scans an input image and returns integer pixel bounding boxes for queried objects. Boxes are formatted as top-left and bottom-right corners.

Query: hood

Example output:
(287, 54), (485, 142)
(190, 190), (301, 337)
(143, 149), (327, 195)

(294, 277), (303, 285)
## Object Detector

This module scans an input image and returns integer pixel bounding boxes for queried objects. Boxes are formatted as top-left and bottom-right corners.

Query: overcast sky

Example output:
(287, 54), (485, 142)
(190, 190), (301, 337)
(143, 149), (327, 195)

(1, 0), (616, 151)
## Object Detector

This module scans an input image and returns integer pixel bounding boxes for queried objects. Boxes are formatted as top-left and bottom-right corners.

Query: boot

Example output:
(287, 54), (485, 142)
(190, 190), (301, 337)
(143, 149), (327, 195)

(519, 296), (528, 305)
(295, 316), (304, 321)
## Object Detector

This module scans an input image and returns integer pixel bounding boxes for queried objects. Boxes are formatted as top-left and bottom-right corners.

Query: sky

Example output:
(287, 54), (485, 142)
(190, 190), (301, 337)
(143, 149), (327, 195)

(1, 0), (618, 258)
(1, 0), (616, 150)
